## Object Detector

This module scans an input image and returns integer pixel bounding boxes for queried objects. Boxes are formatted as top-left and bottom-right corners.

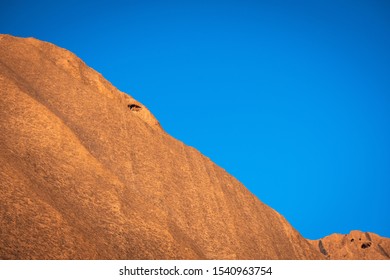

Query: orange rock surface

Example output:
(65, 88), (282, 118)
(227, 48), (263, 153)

(0, 35), (386, 260)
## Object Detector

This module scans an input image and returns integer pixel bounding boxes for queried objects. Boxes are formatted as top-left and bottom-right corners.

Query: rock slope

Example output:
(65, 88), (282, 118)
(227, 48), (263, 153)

(0, 35), (386, 260)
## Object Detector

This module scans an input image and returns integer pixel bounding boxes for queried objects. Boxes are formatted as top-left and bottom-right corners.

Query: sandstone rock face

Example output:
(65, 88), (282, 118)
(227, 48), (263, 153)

(308, 231), (390, 260)
(0, 35), (383, 260)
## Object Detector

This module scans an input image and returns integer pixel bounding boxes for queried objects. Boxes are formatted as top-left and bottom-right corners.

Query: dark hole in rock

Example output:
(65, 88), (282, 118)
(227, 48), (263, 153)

(350, 238), (354, 242)
(361, 242), (371, 249)
(128, 104), (142, 112)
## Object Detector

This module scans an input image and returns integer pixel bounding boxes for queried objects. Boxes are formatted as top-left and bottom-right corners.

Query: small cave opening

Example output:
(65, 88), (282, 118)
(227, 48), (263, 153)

(350, 238), (354, 242)
(361, 242), (372, 249)
(128, 104), (142, 112)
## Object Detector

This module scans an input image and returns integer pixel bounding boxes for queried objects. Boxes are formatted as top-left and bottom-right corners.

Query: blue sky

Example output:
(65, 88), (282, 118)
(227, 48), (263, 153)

(2, 0), (389, 239)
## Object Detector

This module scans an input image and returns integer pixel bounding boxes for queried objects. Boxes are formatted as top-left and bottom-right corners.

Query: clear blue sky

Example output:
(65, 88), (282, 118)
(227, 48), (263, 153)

(2, 0), (389, 239)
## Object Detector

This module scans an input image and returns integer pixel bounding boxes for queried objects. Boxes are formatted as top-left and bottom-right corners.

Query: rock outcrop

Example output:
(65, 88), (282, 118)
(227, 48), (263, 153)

(0, 35), (386, 260)
(309, 230), (390, 260)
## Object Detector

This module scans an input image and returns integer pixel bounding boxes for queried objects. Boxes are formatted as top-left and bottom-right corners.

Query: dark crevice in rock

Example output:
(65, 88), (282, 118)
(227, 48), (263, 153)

(128, 104), (142, 112)
(318, 240), (328, 256)
(377, 244), (390, 259)
(365, 232), (372, 242)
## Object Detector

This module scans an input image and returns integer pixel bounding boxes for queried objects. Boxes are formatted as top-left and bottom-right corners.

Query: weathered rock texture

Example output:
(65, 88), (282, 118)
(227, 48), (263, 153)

(309, 230), (390, 260)
(0, 35), (385, 260)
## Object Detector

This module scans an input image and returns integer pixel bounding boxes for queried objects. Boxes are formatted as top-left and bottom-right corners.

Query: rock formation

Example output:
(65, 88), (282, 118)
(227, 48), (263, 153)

(309, 230), (390, 260)
(0, 35), (387, 259)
